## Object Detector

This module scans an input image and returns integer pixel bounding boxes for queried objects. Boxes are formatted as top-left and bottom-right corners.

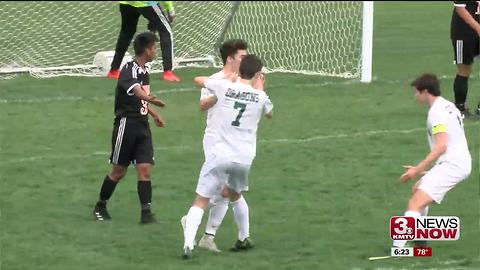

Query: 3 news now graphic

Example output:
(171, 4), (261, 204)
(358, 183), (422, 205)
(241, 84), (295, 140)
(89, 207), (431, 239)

(390, 216), (460, 241)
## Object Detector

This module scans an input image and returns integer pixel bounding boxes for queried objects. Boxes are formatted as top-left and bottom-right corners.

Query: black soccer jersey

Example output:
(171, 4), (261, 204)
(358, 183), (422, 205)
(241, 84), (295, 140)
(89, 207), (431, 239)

(114, 61), (151, 121)
(451, 1), (480, 40)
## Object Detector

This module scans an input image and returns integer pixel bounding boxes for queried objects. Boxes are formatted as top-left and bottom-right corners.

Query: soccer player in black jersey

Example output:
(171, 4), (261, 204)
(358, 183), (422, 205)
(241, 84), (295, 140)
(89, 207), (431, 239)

(450, 1), (480, 118)
(93, 32), (167, 224)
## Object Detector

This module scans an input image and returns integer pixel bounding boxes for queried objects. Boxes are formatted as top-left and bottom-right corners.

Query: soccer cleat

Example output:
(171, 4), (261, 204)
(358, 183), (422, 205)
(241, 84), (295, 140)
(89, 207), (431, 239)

(140, 210), (157, 224)
(182, 246), (192, 260)
(229, 237), (254, 252)
(107, 69), (120, 79)
(198, 234), (221, 253)
(413, 240), (428, 247)
(93, 204), (111, 221)
(162, 70), (181, 82)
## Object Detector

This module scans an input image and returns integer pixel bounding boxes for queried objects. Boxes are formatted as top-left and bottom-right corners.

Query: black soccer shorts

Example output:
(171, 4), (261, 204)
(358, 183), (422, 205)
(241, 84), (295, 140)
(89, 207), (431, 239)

(452, 38), (480, 65)
(109, 117), (154, 166)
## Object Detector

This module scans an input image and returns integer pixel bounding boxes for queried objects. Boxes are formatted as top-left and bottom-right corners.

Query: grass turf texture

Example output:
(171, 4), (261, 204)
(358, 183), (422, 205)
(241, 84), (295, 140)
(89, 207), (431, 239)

(0, 2), (479, 270)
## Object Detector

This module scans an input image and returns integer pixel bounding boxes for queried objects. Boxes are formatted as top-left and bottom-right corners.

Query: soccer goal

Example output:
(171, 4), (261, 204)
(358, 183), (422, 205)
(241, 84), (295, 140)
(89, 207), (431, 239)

(0, 1), (373, 82)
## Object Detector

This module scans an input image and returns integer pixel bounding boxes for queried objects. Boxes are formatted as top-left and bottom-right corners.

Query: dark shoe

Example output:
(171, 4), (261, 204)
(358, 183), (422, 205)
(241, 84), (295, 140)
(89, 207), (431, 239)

(230, 237), (254, 252)
(140, 210), (157, 224)
(93, 204), (111, 221)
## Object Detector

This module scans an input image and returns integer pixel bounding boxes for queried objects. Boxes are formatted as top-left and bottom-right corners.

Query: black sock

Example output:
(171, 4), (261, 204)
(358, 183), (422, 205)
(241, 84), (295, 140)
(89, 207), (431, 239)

(454, 74), (468, 110)
(97, 175), (118, 207)
(137, 181), (152, 211)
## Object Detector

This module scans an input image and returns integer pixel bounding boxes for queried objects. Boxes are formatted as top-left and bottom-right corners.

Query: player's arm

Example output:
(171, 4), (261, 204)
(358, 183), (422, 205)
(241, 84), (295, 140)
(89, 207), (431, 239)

(194, 76), (217, 110)
(193, 76), (209, 87)
(148, 107), (165, 127)
(199, 96), (217, 111)
(263, 95), (274, 119)
(400, 126), (448, 183)
(130, 85), (166, 107)
(415, 130), (448, 171)
(455, 3), (480, 36)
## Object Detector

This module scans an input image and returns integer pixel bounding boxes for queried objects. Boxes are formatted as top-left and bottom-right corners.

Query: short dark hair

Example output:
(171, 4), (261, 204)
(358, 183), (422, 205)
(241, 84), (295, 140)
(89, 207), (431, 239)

(219, 39), (248, 65)
(410, 73), (441, 96)
(133, 32), (158, 56)
(239, 54), (263, 79)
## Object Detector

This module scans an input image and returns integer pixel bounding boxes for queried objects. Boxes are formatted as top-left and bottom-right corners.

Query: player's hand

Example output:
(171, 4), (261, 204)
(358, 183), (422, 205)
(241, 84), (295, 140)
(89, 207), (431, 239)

(399, 165), (421, 183)
(153, 115), (165, 128)
(168, 13), (175, 24)
(150, 96), (166, 107)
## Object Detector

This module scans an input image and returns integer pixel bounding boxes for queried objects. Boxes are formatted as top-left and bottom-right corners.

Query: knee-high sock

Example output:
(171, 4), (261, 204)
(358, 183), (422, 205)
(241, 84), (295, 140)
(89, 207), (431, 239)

(205, 198), (229, 236)
(183, 206), (204, 249)
(231, 196), (250, 241)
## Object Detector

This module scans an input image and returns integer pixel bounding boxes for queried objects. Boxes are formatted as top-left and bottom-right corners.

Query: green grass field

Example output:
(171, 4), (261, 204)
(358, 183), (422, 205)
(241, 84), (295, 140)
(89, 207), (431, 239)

(1, 2), (479, 270)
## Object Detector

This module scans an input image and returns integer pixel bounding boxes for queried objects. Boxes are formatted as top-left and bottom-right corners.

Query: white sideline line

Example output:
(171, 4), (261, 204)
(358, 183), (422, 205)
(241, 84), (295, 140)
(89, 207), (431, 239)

(5, 127), (426, 164)
(260, 127), (425, 144)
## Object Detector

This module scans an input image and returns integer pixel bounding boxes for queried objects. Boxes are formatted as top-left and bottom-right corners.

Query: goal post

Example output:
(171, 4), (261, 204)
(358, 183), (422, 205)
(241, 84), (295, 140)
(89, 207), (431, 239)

(0, 1), (374, 82)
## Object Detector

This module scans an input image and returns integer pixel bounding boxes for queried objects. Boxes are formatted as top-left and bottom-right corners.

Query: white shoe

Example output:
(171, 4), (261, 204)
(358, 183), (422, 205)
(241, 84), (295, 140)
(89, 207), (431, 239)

(198, 234), (221, 253)
(180, 215), (197, 247)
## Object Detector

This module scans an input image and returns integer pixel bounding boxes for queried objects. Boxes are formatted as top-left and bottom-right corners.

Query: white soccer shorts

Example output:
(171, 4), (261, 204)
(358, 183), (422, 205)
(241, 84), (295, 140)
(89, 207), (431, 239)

(196, 157), (250, 198)
(418, 160), (471, 204)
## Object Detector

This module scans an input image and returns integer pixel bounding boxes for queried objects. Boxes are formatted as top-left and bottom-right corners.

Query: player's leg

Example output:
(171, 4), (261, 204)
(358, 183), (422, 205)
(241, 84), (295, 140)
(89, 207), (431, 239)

(198, 195), (228, 252)
(139, 5), (180, 82)
(452, 39), (476, 118)
(94, 117), (133, 221)
(133, 124), (156, 224)
(181, 161), (226, 259)
(393, 161), (471, 247)
(94, 164), (128, 221)
(412, 180), (429, 216)
(109, 4), (140, 77)
(182, 194), (210, 258)
(224, 163), (254, 252)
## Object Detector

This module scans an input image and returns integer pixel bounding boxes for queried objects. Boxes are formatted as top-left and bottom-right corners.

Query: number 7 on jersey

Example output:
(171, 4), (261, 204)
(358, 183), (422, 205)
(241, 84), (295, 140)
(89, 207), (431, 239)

(231, 101), (247, 127)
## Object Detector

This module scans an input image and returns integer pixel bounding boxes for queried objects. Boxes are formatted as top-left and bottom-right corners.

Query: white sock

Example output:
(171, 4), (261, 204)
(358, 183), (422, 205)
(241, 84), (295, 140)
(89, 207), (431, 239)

(231, 196), (249, 241)
(392, 210), (420, 248)
(205, 198), (229, 236)
(419, 206), (429, 216)
(183, 206), (204, 249)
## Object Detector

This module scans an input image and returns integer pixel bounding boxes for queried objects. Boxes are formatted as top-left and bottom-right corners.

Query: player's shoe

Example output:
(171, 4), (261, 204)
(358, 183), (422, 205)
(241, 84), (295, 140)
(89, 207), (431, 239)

(107, 69), (120, 79)
(93, 204), (111, 221)
(140, 210), (157, 224)
(229, 237), (254, 252)
(182, 246), (193, 260)
(413, 240), (428, 247)
(163, 70), (181, 82)
(198, 234), (221, 253)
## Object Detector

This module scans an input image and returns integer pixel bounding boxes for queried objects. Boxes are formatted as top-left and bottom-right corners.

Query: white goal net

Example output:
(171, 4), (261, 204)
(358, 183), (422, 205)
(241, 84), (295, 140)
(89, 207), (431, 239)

(0, 1), (373, 81)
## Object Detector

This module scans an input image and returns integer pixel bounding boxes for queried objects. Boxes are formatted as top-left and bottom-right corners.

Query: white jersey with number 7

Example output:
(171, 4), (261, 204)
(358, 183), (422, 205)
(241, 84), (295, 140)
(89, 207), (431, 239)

(204, 78), (273, 165)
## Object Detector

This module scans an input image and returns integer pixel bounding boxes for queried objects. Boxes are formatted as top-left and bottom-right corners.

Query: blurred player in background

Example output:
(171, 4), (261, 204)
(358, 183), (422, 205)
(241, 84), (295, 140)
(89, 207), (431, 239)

(181, 55), (273, 259)
(393, 74), (471, 248)
(93, 32), (167, 224)
(108, 1), (180, 82)
(450, 1), (480, 118)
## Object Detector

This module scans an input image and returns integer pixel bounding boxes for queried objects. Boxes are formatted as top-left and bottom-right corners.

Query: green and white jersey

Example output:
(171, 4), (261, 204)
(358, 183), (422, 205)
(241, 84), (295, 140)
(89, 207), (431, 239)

(426, 96), (470, 165)
(204, 78), (273, 165)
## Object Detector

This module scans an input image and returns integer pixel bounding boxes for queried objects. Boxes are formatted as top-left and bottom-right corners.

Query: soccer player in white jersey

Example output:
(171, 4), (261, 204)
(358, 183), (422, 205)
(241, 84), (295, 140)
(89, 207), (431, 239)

(393, 73), (471, 248)
(195, 40), (248, 253)
(181, 55), (273, 259)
